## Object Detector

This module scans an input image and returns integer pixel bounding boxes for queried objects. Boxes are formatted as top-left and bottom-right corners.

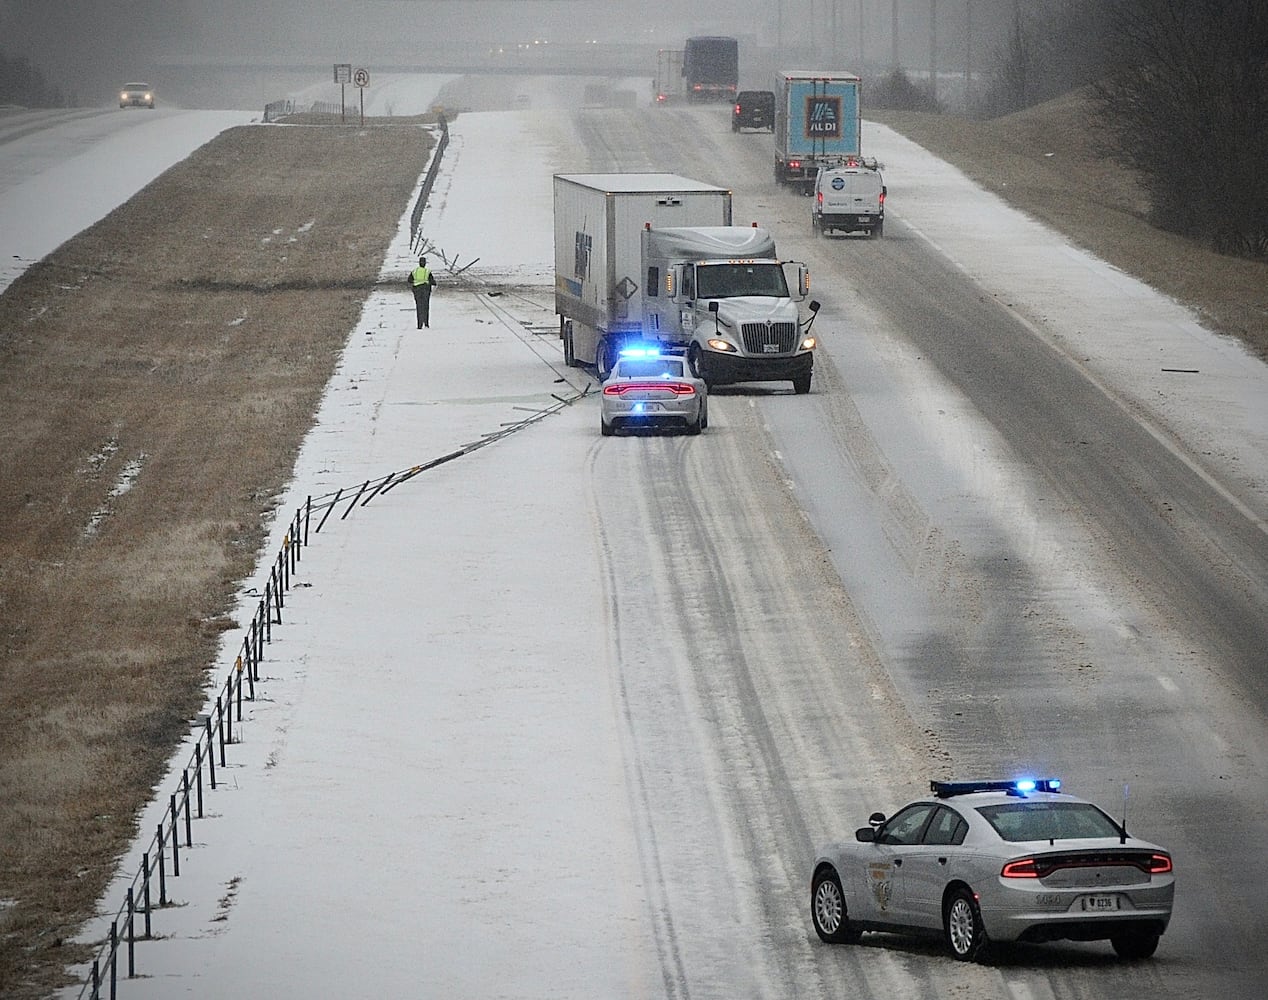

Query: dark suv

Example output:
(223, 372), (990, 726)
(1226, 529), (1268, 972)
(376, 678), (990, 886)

(732, 90), (775, 132)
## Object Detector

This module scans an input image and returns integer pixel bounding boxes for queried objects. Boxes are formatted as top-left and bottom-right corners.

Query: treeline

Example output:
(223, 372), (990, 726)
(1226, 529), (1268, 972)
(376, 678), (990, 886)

(0, 49), (74, 108)
(977, 0), (1268, 258)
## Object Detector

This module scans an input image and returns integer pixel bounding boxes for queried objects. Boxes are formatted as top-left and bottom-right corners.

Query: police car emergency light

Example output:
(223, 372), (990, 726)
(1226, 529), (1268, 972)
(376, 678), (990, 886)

(931, 778), (1062, 798)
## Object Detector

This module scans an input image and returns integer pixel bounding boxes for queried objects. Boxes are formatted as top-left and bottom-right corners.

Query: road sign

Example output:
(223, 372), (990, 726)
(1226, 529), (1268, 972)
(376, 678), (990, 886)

(334, 63), (351, 84)
(353, 68), (370, 88)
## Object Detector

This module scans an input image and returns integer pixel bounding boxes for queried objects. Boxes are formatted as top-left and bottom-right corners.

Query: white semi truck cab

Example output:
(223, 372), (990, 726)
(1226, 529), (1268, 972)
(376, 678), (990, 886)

(640, 225), (820, 394)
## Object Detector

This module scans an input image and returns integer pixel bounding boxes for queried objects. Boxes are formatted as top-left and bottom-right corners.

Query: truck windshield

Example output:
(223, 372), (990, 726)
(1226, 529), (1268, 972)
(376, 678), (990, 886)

(695, 263), (789, 299)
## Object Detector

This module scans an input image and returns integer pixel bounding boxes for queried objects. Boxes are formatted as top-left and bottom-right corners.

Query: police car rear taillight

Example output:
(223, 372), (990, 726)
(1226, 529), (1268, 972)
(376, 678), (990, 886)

(1147, 853), (1173, 874)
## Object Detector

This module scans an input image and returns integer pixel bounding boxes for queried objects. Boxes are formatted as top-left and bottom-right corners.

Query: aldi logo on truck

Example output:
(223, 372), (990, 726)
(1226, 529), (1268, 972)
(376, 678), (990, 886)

(804, 96), (842, 138)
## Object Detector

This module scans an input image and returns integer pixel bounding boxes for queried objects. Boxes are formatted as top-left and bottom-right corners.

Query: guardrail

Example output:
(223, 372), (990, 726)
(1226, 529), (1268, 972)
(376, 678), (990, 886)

(73, 381), (589, 999)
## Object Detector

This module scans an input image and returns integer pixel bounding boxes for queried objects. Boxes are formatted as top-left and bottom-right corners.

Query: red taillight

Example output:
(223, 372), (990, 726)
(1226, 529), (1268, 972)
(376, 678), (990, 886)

(878, 191), (886, 205)
(817, 192), (823, 206)
(1001, 858), (1042, 878)
(603, 382), (696, 396)
(734, 104), (741, 114)
(1148, 853), (1173, 874)
(789, 159), (801, 169)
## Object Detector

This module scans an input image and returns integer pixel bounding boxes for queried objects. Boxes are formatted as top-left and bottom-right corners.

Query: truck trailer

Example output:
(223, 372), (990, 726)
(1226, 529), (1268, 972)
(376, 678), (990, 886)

(773, 70), (862, 190)
(683, 36), (739, 103)
(654, 48), (685, 104)
(554, 172), (820, 393)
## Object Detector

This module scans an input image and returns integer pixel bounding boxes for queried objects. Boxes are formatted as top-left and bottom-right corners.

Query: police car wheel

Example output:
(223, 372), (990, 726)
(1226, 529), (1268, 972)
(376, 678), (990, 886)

(1111, 929), (1160, 960)
(811, 869), (860, 944)
(944, 888), (990, 962)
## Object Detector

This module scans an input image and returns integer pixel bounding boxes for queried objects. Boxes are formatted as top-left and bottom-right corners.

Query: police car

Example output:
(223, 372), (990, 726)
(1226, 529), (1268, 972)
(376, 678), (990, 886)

(599, 348), (707, 436)
(811, 778), (1174, 962)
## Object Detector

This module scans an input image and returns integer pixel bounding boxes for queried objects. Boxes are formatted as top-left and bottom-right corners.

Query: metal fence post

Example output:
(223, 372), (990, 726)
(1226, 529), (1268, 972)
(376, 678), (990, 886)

(126, 887), (135, 978)
(206, 717), (216, 790)
(169, 796), (180, 877)
(141, 852), (152, 938)
(194, 743), (204, 817)
(156, 824), (167, 906)
(182, 770), (192, 846)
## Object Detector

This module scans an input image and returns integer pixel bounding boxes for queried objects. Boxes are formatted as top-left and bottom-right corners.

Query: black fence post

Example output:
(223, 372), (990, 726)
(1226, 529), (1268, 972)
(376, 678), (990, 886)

(109, 920), (117, 998)
(182, 770), (192, 846)
(194, 743), (204, 817)
(304, 496), (311, 546)
(156, 824), (167, 906)
(223, 681), (233, 745)
(126, 887), (135, 978)
(236, 658), (245, 721)
(90, 957), (100, 999)
(217, 701), (226, 769)
(169, 796), (180, 877)
(141, 852), (152, 938)
(206, 718), (217, 790)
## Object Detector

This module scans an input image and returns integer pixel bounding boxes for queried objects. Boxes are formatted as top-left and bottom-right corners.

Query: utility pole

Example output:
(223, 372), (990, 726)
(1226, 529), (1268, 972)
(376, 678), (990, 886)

(929, 0), (938, 102)
(892, 0), (900, 70)
(964, 0), (973, 112)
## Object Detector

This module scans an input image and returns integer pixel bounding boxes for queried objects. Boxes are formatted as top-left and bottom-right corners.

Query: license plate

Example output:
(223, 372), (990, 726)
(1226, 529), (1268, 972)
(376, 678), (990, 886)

(858, 216), (871, 222)
(632, 401), (661, 412)
(762, 344), (779, 353)
(1081, 895), (1119, 912)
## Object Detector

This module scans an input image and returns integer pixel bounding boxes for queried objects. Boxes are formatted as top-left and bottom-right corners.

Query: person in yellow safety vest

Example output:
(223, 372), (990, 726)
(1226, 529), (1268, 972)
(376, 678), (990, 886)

(407, 255), (437, 328)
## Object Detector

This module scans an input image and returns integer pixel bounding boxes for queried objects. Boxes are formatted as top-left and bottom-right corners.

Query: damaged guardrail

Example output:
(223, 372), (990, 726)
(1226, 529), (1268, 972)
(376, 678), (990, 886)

(74, 382), (590, 999)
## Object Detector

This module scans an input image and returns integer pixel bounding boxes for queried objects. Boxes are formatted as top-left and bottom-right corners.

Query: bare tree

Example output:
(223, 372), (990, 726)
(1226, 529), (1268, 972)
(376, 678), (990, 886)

(1094, 0), (1268, 256)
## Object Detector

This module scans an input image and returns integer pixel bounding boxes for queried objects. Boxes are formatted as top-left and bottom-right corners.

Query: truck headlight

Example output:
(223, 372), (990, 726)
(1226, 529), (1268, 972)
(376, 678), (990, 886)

(705, 339), (736, 352)
(800, 336), (816, 350)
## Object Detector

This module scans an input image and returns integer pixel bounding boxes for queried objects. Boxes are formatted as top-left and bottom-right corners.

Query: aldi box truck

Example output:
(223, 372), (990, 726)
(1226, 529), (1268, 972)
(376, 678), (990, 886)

(554, 172), (820, 392)
(773, 70), (862, 190)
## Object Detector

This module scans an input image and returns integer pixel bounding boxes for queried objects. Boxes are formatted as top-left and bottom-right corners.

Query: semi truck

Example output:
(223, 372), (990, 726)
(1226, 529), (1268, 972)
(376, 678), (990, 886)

(554, 172), (820, 393)
(654, 48), (685, 104)
(773, 70), (862, 190)
(683, 36), (739, 103)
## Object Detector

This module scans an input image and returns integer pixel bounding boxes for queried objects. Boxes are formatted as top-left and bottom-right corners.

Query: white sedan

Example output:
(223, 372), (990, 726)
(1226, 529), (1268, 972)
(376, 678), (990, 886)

(600, 350), (707, 436)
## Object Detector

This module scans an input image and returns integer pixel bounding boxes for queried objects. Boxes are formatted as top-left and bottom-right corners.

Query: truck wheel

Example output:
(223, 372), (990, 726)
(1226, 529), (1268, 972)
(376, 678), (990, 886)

(793, 374), (811, 395)
(596, 338), (616, 381)
(875, 221), (884, 238)
(687, 344), (705, 380)
(563, 321), (576, 367)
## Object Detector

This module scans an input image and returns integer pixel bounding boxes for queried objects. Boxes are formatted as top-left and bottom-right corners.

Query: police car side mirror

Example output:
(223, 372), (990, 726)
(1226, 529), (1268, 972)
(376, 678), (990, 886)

(855, 827), (876, 843)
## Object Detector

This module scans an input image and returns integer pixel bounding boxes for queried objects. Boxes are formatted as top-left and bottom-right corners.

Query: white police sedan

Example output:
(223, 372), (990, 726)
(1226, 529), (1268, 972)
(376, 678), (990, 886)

(811, 778), (1175, 962)
(600, 349), (707, 437)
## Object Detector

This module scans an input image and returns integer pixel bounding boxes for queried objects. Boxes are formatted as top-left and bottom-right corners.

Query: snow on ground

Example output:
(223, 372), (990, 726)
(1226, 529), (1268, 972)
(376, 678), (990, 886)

(3, 88), (1263, 997)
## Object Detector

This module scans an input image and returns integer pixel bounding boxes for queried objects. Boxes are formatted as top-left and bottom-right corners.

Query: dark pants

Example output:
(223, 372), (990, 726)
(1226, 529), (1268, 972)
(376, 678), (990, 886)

(412, 284), (432, 328)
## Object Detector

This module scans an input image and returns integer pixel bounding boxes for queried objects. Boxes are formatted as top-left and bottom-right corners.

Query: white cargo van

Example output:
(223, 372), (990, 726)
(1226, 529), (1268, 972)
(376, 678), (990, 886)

(812, 161), (886, 237)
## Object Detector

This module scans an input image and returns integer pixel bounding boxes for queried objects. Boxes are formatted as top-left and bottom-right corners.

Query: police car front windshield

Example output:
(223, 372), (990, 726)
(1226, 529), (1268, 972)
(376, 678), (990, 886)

(978, 802), (1122, 842)
(695, 263), (789, 299)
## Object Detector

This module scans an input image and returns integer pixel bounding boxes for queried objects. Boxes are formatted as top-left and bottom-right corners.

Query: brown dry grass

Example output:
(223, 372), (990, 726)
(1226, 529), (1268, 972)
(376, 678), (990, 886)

(872, 91), (1268, 359)
(0, 121), (431, 998)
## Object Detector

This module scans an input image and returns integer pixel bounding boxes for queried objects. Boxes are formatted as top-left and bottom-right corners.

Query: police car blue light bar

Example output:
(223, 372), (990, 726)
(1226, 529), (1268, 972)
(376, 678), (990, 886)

(931, 778), (1062, 798)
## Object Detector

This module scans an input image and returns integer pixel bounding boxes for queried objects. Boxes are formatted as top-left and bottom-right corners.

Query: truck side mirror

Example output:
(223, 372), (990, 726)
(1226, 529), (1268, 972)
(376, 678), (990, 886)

(809, 300), (821, 313)
(797, 264), (810, 299)
(708, 300), (719, 313)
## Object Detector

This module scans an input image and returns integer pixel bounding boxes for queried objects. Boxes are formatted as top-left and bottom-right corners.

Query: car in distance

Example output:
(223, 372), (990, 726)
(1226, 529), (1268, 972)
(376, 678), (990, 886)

(811, 778), (1174, 962)
(600, 349), (707, 437)
(732, 90), (775, 132)
(119, 83), (155, 109)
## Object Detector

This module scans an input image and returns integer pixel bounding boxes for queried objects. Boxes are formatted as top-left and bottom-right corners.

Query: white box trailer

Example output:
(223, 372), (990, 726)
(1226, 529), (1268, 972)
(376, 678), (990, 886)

(554, 173), (732, 369)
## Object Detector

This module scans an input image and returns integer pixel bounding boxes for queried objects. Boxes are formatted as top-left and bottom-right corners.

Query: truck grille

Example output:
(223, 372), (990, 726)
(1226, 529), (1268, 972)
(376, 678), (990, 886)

(740, 322), (797, 354)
